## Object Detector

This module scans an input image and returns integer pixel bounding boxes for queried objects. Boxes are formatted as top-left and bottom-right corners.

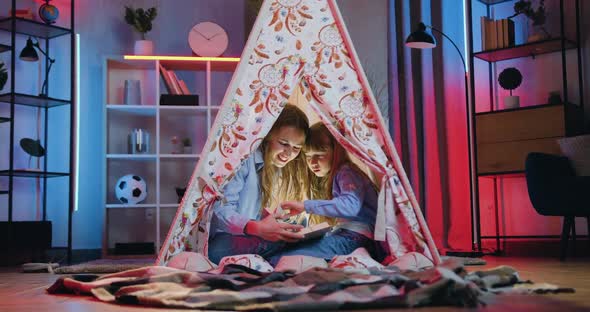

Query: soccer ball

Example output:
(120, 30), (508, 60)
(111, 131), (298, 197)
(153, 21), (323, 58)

(115, 174), (147, 204)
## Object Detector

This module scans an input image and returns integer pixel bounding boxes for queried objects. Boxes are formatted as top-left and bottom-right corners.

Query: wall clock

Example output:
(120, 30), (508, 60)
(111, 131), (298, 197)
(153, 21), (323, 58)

(188, 21), (229, 57)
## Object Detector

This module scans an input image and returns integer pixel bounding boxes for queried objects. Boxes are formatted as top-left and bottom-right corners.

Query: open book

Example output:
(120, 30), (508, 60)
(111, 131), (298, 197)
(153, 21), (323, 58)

(264, 207), (332, 240)
(299, 222), (332, 241)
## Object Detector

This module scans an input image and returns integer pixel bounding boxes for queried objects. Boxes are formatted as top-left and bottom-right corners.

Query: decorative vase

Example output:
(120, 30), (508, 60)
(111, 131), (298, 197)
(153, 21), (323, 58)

(134, 40), (154, 55)
(39, 1), (59, 24)
(504, 96), (520, 109)
(527, 24), (549, 43)
(129, 129), (150, 154)
(171, 136), (181, 154)
(124, 79), (141, 105)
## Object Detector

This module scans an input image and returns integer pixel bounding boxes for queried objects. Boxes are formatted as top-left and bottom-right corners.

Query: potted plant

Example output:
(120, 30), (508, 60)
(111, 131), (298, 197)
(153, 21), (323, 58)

(124, 6), (157, 55)
(508, 0), (548, 42)
(0, 61), (7, 91)
(498, 67), (523, 109)
(182, 137), (192, 154)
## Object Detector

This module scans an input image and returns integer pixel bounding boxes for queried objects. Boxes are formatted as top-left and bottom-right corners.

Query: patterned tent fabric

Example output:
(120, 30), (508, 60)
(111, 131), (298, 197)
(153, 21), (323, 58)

(157, 0), (440, 265)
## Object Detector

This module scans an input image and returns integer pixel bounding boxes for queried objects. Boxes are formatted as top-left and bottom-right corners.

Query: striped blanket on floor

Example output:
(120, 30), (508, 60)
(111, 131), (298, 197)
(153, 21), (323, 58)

(46, 259), (573, 310)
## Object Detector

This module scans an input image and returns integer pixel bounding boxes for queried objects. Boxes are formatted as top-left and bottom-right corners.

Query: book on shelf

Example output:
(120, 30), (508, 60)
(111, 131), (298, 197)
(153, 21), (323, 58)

(496, 19), (504, 49)
(170, 70), (187, 94)
(481, 16), (496, 50)
(166, 70), (182, 95)
(158, 63), (176, 94)
(178, 79), (191, 95)
(488, 18), (497, 50)
(480, 16), (488, 50)
(503, 18), (515, 47)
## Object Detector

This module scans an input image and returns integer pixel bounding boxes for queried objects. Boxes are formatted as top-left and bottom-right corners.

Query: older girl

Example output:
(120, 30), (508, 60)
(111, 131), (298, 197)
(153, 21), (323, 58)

(207, 104), (310, 264)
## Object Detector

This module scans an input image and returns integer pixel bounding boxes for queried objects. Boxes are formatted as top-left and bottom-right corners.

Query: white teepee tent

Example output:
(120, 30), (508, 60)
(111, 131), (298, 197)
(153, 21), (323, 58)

(157, 0), (440, 265)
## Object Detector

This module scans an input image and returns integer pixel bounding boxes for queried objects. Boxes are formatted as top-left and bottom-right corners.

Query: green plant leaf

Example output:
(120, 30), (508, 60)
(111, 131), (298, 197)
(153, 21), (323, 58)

(124, 6), (136, 26)
(123, 6), (157, 36)
(509, 0), (545, 26)
(498, 67), (523, 91)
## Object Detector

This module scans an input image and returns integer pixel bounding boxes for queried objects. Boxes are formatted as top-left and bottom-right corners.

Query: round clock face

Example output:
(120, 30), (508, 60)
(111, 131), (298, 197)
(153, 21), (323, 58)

(188, 22), (229, 57)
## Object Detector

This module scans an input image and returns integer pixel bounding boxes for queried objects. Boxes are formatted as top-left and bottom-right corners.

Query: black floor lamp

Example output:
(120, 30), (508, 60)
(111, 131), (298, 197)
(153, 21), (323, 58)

(405, 22), (483, 257)
(20, 37), (55, 98)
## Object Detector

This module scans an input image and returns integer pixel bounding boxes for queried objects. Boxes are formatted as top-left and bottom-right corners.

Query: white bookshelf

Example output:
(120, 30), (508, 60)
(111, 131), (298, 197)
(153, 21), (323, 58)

(102, 55), (238, 257)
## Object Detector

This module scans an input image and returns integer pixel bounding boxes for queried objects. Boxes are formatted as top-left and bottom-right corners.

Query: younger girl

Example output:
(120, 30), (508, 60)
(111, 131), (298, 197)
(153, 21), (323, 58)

(207, 104), (310, 264)
(270, 122), (379, 264)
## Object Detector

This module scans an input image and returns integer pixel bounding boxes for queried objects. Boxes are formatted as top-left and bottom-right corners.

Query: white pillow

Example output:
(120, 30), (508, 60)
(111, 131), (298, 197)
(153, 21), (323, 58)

(274, 255), (328, 274)
(329, 247), (384, 272)
(557, 135), (590, 176)
(388, 252), (434, 271)
(209, 254), (274, 274)
(167, 252), (217, 272)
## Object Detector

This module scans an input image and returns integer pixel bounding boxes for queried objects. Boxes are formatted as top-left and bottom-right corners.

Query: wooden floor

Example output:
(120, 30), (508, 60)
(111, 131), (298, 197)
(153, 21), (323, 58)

(0, 256), (589, 312)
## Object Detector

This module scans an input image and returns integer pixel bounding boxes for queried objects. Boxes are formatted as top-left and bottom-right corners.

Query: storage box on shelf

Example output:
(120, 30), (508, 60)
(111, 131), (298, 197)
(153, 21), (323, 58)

(0, 1), (75, 262)
(103, 55), (238, 257)
(476, 103), (583, 175)
(468, 0), (585, 252)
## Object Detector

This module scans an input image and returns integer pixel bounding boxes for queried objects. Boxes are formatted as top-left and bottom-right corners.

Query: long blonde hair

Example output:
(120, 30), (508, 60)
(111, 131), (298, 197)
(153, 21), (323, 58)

(259, 104), (309, 210)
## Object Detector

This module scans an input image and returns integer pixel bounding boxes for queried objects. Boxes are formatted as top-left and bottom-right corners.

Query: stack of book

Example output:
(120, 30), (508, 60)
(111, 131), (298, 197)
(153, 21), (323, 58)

(159, 64), (191, 95)
(159, 64), (199, 105)
(481, 17), (515, 51)
(9, 8), (34, 19)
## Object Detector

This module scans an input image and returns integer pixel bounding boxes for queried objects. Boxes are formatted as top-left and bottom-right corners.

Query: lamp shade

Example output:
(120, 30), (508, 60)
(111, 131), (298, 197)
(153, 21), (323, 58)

(20, 138), (45, 157)
(19, 37), (39, 62)
(405, 23), (436, 49)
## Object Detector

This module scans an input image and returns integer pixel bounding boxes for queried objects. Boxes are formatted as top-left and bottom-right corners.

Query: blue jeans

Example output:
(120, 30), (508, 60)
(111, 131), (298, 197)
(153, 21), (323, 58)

(208, 233), (286, 264)
(267, 229), (372, 266)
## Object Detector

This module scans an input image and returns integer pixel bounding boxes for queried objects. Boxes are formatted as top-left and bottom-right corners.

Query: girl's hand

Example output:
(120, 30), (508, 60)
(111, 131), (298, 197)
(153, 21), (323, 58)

(245, 215), (304, 242)
(280, 201), (305, 216)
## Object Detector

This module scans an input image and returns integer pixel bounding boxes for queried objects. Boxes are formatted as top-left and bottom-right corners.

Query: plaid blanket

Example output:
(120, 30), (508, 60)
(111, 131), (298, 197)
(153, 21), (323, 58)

(47, 259), (573, 311)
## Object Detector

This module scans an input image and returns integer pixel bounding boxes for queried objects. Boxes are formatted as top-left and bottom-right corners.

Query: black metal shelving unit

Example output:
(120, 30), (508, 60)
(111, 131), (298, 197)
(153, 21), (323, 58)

(467, 0), (585, 254)
(1, 0), (75, 263)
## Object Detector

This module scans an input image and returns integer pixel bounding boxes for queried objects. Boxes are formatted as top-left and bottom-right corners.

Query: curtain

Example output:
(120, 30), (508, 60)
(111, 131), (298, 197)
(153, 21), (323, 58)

(387, 0), (472, 250)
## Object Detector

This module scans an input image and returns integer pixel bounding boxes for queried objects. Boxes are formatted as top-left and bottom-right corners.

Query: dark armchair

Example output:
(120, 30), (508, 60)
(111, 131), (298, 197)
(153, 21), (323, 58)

(525, 152), (590, 260)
